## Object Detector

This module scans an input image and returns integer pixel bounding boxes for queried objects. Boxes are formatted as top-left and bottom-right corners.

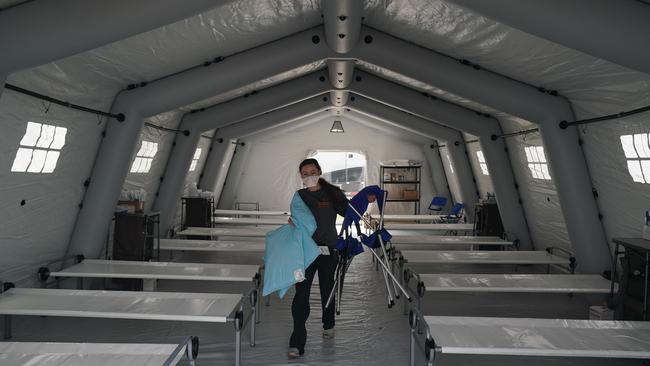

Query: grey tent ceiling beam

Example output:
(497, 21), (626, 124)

(322, 0), (361, 105)
(199, 97), (330, 207)
(322, 0), (363, 54)
(350, 26), (607, 273)
(445, 0), (650, 76)
(327, 59), (355, 89)
(185, 70), (331, 132)
(0, 0), (234, 98)
(348, 72), (531, 248)
(67, 26), (332, 259)
(342, 112), (432, 145)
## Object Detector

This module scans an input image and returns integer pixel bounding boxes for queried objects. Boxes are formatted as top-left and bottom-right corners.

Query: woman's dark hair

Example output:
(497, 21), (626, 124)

(299, 158), (345, 204)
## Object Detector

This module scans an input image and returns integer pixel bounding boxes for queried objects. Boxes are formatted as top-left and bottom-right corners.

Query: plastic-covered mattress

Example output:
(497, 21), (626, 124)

(420, 274), (611, 293)
(401, 250), (568, 265)
(50, 259), (259, 282)
(0, 341), (189, 366)
(424, 316), (650, 359)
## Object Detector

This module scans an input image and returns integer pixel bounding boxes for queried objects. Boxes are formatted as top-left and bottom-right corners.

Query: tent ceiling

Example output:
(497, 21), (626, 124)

(363, 0), (650, 119)
(6, 0), (649, 129)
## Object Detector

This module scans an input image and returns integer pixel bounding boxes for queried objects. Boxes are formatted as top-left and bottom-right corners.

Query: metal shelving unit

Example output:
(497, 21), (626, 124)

(380, 165), (421, 214)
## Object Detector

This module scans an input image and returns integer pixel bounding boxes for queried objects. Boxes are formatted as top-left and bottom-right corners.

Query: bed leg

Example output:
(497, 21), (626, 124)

(409, 310), (418, 366)
(3, 315), (11, 340)
(253, 276), (261, 324)
(234, 309), (243, 366)
(250, 289), (257, 347)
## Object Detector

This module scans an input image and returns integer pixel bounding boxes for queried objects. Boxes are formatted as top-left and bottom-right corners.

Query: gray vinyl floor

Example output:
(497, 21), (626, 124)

(5, 249), (645, 365)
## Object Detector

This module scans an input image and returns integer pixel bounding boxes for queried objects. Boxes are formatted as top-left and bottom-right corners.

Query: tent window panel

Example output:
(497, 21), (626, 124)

(19, 122), (41, 146)
(476, 150), (489, 175)
(130, 141), (158, 173)
(524, 146), (551, 180)
(35, 124), (55, 148)
(621, 133), (650, 184)
(11, 121), (67, 173)
(189, 148), (202, 172)
(130, 157), (143, 173)
(11, 148), (33, 172)
(42, 151), (61, 174)
(620, 135), (637, 158)
(627, 160), (645, 183)
(27, 149), (47, 173)
(634, 133), (650, 158)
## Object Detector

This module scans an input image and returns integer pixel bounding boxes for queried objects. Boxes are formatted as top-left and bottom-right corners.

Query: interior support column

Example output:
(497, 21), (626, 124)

(152, 124), (201, 237)
(67, 105), (144, 258)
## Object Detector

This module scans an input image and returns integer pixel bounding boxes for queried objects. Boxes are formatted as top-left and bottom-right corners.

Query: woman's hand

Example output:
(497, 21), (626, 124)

(288, 217), (295, 227)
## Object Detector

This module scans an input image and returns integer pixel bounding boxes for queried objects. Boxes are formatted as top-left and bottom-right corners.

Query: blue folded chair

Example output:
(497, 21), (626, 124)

(439, 202), (465, 223)
(428, 196), (448, 213)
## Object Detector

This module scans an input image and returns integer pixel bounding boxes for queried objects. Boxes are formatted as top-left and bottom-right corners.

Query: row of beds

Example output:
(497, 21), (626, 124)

(368, 213), (650, 365)
(168, 211), (650, 365)
(0, 209), (280, 365)
(3, 209), (649, 365)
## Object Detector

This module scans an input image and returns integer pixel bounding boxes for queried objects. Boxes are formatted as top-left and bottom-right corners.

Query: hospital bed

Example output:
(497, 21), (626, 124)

(404, 273), (613, 319)
(384, 223), (474, 232)
(0, 336), (198, 366)
(399, 248), (574, 273)
(213, 209), (290, 217)
(389, 235), (514, 252)
(0, 287), (251, 366)
(178, 227), (270, 238)
(159, 239), (265, 253)
(39, 259), (261, 325)
(410, 315), (650, 366)
(373, 214), (444, 222)
(213, 217), (287, 226)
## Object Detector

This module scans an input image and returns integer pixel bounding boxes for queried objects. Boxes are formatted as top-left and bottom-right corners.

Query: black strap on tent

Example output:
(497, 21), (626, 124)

(491, 127), (540, 140)
(560, 104), (650, 129)
(454, 139), (479, 145)
(4, 83), (125, 122)
(144, 122), (190, 136)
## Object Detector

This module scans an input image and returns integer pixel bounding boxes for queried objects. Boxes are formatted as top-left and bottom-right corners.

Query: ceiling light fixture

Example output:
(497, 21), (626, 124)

(330, 120), (344, 133)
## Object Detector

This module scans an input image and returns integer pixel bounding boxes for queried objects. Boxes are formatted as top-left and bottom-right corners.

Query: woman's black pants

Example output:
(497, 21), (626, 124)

(289, 253), (337, 353)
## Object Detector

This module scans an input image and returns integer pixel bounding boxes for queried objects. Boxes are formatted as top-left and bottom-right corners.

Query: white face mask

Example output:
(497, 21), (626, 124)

(302, 175), (320, 188)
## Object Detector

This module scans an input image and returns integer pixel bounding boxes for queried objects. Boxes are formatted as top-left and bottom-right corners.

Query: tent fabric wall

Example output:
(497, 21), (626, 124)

(463, 134), (494, 200)
(121, 112), (182, 213)
(1, 0), (650, 281)
(0, 81), (105, 287)
(165, 133), (214, 232)
(230, 117), (436, 213)
(218, 142), (253, 209)
(499, 118), (571, 252)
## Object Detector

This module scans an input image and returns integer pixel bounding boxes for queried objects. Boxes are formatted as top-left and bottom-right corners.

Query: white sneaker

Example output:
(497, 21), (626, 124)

(287, 347), (302, 359)
(322, 328), (335, 339)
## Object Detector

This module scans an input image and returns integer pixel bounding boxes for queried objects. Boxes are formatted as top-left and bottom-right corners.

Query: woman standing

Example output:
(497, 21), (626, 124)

(288, 158), (348, 359)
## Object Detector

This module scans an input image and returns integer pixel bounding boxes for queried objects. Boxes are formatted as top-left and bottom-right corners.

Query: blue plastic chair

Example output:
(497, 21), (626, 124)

(428, 196), (448, 213)
(440, 203), (464, 223)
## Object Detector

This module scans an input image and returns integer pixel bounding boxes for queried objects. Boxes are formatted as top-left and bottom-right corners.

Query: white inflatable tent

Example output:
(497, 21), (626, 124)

(1, 1), (650, 364)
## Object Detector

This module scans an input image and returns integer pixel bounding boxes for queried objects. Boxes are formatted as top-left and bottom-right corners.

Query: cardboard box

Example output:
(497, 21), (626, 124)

(117, 200), (145, 213)
(402, 190), (418, 200)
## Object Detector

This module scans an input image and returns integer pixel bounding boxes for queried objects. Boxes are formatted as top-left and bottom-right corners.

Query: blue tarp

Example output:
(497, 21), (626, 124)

(263, 192), (320, 298)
